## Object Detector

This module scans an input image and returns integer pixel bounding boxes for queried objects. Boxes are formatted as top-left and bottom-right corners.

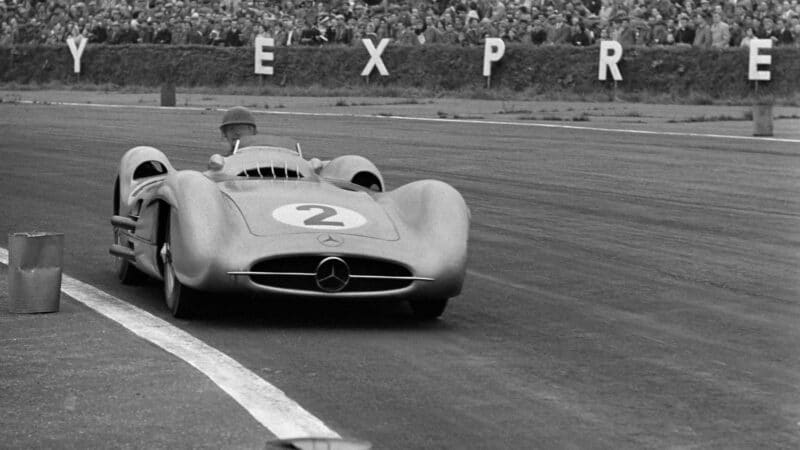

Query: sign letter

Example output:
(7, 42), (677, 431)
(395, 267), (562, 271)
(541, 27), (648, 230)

(598, 40), (623, 81)
(254, 36), (275, 75)
(66, 37), (87, 74)
(748, 39), (771, 81)
(483, 38), (505, 77)
(361, 38), (390, 76)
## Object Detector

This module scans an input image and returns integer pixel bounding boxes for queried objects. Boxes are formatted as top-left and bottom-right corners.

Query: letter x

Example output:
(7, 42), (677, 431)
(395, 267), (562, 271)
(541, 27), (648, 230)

(361, 38), (390, 77)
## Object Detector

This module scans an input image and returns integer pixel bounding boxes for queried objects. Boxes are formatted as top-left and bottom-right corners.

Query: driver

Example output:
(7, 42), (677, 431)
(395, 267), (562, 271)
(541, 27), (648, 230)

(219, 106), (328, 172)
(220, 106), (257, 155)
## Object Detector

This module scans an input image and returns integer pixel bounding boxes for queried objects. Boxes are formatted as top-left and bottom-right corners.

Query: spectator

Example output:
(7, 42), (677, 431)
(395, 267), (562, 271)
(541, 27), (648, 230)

(173, 19), (189, 44)
(692, 13), (711, 47)
(569, 17), (591, 46)
(441, 20), (459, 44)
(224, 17), (244, 46)
(728, 19), (742, 46)
(423, 15), (440, 43)
(186, 15), (205, 44)
(395, 20), (417, 45)
(154, 21), (172, 43)
(464, 17), (481, 45)
(330, 15), (352, 44)
(739, 25), (755, 46)
(757, 16), (775, 38)
(546, 13), (571, 44)
(617, 17), (637, 48)
(118, 21), (140, 44)
(774, 18), (794, 44)
(710, 12), (730, 47)
(598, 0), (615, 25)
(530, 16), (547, 44)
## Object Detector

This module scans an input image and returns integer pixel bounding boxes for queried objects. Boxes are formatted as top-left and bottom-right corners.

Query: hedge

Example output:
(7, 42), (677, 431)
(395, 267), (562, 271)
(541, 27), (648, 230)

(1, 44), (798, 99)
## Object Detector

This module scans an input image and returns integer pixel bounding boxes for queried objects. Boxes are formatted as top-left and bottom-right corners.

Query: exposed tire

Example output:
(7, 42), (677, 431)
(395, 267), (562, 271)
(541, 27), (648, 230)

(409, 298), (448, 320)
(114, 176), (146, 285)
(161, 213), (196, 318)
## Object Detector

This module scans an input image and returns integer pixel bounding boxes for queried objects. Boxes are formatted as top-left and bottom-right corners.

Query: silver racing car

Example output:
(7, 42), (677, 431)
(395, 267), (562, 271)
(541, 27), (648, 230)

(110, 136), (470, 319)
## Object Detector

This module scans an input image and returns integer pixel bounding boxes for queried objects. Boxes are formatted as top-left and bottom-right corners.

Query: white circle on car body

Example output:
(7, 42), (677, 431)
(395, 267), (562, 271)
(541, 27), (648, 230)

(272, 203), (367, 230)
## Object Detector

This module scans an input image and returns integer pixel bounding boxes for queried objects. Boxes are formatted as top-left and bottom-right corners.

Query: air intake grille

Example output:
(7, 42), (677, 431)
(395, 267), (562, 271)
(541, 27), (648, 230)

(238, 167), (303, 179)
(250, 255), (414, 292)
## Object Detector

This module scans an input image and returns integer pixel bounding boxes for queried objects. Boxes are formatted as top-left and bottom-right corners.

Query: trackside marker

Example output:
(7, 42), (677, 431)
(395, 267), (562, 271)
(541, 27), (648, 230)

(0, 247), (340, 440)
(12, 100), (800, 144)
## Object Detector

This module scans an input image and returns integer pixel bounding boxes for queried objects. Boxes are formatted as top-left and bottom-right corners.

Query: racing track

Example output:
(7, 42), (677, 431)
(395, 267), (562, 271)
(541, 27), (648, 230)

(1, 102), (800, 448)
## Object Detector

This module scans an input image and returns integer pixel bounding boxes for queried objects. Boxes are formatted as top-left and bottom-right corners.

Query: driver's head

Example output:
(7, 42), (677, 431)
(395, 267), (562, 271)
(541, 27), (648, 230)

(220, 106), (257, 154)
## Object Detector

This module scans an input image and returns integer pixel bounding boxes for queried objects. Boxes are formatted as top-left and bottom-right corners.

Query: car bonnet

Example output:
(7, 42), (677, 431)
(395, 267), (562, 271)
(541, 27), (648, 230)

(216, 179), (400, 241)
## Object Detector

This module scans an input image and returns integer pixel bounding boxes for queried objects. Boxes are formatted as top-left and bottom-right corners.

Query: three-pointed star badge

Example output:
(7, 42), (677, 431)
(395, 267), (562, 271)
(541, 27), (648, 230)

(317, 234), (343, 247)
(315, 257), (350, 292)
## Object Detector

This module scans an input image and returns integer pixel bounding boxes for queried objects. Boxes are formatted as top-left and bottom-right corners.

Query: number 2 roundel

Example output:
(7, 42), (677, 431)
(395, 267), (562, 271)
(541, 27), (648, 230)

(272, 203), (367, 230)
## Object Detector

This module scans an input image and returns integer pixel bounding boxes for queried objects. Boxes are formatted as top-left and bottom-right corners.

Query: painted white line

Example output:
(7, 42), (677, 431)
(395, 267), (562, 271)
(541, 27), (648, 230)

(0, 246), (339, 440)
(13, 99), (800, 144)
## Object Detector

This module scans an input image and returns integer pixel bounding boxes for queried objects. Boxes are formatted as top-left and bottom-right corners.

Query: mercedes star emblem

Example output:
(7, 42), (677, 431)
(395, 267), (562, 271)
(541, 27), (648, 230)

(317, 234), (343, 247)
(315, 256), (350, 292)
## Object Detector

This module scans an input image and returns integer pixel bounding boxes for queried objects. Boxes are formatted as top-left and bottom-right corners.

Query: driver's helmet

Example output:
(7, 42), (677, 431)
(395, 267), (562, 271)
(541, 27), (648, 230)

(220, 106), (257, 131)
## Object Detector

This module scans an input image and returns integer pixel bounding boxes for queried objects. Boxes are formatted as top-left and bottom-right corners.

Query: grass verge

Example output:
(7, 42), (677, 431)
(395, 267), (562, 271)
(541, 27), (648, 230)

(3, 81), (800, 106)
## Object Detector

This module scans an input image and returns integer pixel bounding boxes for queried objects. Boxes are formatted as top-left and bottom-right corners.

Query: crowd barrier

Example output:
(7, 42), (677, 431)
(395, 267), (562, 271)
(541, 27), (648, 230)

(1, 42), (798, 100)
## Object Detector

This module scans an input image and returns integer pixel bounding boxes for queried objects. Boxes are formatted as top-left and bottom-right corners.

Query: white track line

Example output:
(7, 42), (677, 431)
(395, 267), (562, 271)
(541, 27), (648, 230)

(14, 99), (800, 144)
(0, 247), (339, 440)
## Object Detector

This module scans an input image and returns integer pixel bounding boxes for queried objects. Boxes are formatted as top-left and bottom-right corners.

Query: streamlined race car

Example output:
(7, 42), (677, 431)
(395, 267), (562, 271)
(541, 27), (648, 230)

(110, 135), (469, 319)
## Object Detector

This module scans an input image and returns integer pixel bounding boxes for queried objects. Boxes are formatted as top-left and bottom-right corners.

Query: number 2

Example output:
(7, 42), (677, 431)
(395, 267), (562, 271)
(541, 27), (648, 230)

(296, 204), (345, 227)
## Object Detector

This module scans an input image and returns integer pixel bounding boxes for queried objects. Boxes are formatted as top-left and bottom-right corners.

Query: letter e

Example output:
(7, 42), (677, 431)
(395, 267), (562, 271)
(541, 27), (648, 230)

(254, 36), (275, 75)
(748, 39), (771, 81)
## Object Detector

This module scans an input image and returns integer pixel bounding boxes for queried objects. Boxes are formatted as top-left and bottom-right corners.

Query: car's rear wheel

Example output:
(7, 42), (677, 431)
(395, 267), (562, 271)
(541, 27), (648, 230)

(409, 298), (448, 320)
(161, 214), (196, 318)
(114, 176), (146, 285)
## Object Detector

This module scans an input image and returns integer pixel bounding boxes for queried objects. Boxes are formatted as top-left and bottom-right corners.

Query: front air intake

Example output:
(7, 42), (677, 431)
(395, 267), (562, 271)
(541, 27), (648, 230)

(248, 255), (417, 293)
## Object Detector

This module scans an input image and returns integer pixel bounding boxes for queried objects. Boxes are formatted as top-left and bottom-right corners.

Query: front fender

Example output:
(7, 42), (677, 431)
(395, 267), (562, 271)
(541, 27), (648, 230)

(157, 171), (246, 289)
(379, 180), (470, 297)
(320, 155), (385, 192)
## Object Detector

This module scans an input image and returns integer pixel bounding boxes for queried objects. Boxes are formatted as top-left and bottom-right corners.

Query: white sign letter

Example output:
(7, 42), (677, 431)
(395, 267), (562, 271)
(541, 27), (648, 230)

(254, 36), (274, 75)
(66, 37), (87, 74)
(748, 39), (771, 81)
(361, 38), (390, 76)
(483, 38), (505, 77)
(598, 40), (623, 81)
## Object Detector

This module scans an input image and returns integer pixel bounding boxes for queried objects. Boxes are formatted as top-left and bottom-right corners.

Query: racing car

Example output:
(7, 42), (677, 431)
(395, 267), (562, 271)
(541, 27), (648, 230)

(110, 135), (470, 319)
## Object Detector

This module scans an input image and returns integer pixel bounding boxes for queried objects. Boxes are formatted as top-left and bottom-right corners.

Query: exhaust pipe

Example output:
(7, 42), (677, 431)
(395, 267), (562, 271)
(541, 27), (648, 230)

(111, 215), (137, 231)
(109, 244), (135, 259)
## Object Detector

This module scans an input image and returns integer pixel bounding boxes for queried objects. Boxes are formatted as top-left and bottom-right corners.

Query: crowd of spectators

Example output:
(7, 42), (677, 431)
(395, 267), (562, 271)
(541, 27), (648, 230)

(1, 0), (799, 48)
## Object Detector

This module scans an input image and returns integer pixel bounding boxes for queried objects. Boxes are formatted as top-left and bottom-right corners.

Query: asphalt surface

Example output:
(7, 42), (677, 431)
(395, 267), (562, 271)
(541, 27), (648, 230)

(1, 99), (800, 449)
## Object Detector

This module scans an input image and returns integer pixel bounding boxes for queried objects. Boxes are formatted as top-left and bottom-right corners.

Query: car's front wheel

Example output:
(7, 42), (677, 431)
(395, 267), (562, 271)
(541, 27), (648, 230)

(409, 298), (448, 320)
(161, 215), (196, 318)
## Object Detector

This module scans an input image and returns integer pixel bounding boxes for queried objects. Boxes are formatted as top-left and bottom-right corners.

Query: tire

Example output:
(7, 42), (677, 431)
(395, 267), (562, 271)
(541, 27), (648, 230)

(409, 298), (448, 320)
(114, 176), (146, 285)
(161, 213), (196, 318)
